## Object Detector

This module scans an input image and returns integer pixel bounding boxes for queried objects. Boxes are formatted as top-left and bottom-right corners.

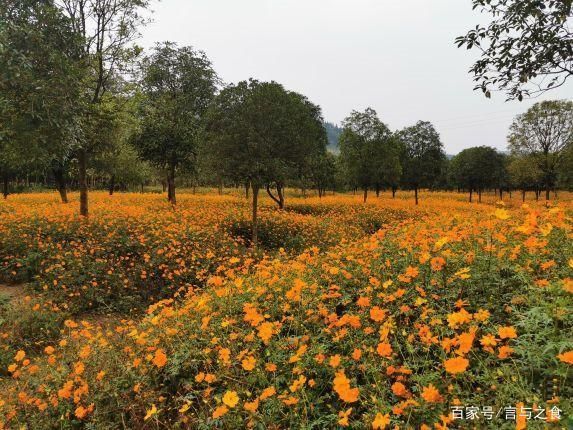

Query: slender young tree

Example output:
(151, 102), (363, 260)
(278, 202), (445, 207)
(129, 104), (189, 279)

(54, 0), (150, 216)
(0, 0), (84, 202)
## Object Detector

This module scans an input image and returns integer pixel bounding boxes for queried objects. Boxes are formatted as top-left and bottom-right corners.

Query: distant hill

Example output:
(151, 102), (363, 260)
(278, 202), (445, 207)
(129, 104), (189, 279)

(324, 122), (342, 154)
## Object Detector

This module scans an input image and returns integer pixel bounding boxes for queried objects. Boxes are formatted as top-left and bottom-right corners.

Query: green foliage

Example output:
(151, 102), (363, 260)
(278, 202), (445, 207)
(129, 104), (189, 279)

(450, 146), (506, 192)
(202, 79), (327, 191)
(0, 0), (84, 186)
(397, 121), (446, 191)
(339, 108), (401, 199)
(456, 0), (573, 100)
(508, 100), (573, 195)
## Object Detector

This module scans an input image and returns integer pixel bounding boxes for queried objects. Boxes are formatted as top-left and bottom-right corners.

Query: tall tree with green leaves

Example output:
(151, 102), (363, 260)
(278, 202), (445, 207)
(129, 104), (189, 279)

(456, 0), (573, 101)
(132, 42), (219, 204)
(508, 100), (573, 200)
(0, 0), (84, 202)
(202, 79), (327, 247)
(450, 146), (506, 202)
(507, 155), (544, 201)
(397, 121), (446, 205)
(339, 108), (401, 202)
(54, 0), (149, 216)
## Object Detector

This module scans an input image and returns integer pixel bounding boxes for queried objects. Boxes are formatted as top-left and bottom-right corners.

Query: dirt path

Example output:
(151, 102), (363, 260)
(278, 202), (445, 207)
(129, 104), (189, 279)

(0, 283), (27, 303)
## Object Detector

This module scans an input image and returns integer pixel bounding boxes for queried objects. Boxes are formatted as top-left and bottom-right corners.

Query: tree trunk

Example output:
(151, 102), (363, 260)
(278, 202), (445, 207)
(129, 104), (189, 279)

(245, 182), (250, 200)
(499, 188), (503, 201)
(363, 188), (368, 203)
(141, 183), (144, 193)
(277, 184), (285, 209)
(414, 187), (418, 205)
(218, 179), (223, 195)
(545, 186), (550, 201)
(392, 186), (396, 199)
(162, 181), (166, 193)
(2, 176), (8, 199)
(251, 183), (259, 249)
(53, 168), (68, 204)
(478, 188), (482, 203)
(375, 185), (380, 197)
(535, 188), (539, 201)
(78, 148), (89, 217)
(266, 184), (284, 209)
(522, 190), (526, 202)
(109, 175), (115, 196)
(167, 167), (176, 204)
(469, 189), (473, 203)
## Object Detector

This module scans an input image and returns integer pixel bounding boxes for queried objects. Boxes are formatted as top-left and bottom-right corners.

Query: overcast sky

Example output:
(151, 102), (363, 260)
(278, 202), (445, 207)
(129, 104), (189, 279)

(140, 0), (573, 154)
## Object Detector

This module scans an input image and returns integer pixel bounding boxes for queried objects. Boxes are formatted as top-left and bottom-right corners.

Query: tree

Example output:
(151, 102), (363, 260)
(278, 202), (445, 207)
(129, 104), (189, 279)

(507, 155), (544, 201)
(54, 0), (149, 216)
(131, 42), (218, 204)
(508, 100), (573, 200)
(450, 146), (505, 202)
(309, 152), (337, 197)
(456, 0), (573, 101)
(339, 108), (401, 202)
(202, 79), (327, 247)
(397, 121), (446, 205)
(0, 0), (84, 202)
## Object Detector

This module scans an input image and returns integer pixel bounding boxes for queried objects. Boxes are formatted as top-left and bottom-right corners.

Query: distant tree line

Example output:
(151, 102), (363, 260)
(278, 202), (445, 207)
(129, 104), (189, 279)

(1, 0), (572, 246)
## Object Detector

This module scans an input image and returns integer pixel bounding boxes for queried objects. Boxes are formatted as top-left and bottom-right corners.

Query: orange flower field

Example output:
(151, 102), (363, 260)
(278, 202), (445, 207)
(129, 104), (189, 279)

(0, 191), (571, 429)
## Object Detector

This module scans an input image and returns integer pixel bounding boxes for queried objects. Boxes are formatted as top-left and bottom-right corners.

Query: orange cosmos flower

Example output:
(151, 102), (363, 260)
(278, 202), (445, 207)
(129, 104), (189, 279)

(498, 326), (517, 339)
(241, 356), (256, 371)
(244, 398), (259, 413)
(329, 355), (341, 368)
(498, 345), (514, 359)
(443, 357), (469, 374)
(212, 405), (228, 419)
(421, 384), (443, 403)
(557, 350), (573, 364)
(391, 382), (410, 398)
(370, 306), (386, 322)
(333, 371), (359, 403)
(152, 349), (168, 368)
(430, 257), (446, 271)
(376, 342), (393, 358)
(338, 408), (352, 426)
(14, 350), (25, 362)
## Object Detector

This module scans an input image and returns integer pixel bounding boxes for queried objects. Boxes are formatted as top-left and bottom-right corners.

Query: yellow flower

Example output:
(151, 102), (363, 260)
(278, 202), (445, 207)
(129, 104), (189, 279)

(14, 350), (25, 362)
(494, 208), (510, 220)
(222, 390), (239, 408)
(144, 404), (158, 421)
(372, 412), (390, 429)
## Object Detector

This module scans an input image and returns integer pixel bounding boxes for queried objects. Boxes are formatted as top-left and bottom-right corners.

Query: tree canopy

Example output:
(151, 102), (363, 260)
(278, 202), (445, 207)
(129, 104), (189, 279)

(457, 0), (573, 101)
(508, 99), (573, 199)
(132, 42), (219, 204)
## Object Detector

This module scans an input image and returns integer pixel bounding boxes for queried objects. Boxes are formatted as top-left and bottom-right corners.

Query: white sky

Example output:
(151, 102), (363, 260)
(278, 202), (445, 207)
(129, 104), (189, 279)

(140, 0), (573, 154)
